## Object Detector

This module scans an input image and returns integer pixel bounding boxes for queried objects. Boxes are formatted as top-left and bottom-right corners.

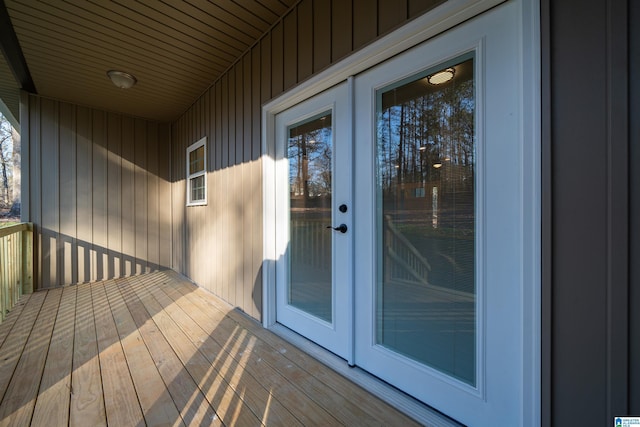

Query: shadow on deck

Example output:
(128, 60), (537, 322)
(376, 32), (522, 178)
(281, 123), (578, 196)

(0, 270), (422, 426)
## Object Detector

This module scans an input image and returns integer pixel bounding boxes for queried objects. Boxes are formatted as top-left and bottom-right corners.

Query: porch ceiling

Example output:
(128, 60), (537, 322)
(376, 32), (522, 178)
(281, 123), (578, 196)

(0, 0), (296, 123)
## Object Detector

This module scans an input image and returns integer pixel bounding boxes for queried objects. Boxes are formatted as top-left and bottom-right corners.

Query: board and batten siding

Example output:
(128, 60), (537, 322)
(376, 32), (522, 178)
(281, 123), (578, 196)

(171, 0), (445, 320)
(21, 93), (172, 289)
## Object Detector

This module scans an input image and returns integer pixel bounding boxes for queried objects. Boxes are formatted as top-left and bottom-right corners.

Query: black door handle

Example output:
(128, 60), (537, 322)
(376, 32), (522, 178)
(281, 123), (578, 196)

(326, 224), (348, 234)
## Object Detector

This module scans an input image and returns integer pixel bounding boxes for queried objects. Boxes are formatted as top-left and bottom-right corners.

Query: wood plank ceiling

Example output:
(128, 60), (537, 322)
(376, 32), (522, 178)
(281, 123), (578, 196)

(1, 0), (297, 122)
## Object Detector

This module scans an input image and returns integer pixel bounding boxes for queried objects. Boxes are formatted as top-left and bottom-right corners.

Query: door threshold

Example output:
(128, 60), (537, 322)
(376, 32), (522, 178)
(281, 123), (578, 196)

(270, 323), (463, 427)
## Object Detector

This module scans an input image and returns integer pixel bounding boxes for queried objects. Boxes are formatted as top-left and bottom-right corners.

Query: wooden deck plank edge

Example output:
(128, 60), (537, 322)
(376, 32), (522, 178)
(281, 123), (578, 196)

(117, 277), (221, 426)
(134, 272), (306, 427)
(125, 274), (260, 426)
(146, 275), (304, 427)
(153, 272), (369, 426)
(31, 286), (77, 426)
(0, 294), (32, 349)
(104, 278), (185, 427)
(70, 283), (106, 427)
(91, 281), (145, 426)
(0, 289), (62, 426)
(163, 271), (421, 427)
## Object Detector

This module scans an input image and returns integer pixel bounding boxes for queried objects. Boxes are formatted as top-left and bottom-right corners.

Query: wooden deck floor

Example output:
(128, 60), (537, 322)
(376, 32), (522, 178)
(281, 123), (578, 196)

(0, 270), (422, 426)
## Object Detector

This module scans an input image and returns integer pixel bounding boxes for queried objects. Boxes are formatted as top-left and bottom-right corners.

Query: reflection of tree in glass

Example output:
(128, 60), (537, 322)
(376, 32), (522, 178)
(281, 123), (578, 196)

(377, 62), (474, 200)
(288, 125), (332, 198)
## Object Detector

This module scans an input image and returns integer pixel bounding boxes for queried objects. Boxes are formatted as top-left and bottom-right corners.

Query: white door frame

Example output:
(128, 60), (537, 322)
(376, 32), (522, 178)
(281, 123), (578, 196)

(262, 0), (540, 424)
(273, 82), (354, 361)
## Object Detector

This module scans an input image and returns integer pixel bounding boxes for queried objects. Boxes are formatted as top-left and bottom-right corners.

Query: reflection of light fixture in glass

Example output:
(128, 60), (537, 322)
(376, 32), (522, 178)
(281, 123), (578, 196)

(427, 68), (455, 85)
(433, 162), (443, 169)
(444, 156), (451, 161)
(308, 139), (316, 144)
(107, 70), (137, 89)
(419, 145), (427, 151)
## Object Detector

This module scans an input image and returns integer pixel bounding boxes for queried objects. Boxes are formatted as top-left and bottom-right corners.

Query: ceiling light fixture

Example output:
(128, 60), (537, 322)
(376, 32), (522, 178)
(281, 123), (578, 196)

(427, 68), (455, 85)
(107, 70), (137, 89)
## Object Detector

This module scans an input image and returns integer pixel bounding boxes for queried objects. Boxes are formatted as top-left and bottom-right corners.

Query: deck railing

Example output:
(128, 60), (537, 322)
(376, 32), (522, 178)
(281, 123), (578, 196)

(0, 223), (33, 321)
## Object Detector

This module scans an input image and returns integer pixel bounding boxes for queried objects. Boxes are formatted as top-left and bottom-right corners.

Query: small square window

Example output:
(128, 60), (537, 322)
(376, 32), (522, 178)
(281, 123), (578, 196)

(187, 137), (207, 206)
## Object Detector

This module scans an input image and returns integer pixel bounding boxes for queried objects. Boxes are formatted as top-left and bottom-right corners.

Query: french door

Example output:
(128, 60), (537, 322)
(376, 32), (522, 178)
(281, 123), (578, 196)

(272, 1), (533, 424)
(274, 83), (352, 359)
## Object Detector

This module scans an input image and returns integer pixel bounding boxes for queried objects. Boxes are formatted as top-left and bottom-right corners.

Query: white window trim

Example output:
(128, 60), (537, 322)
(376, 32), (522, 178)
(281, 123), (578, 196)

(186, 137), (207, 206)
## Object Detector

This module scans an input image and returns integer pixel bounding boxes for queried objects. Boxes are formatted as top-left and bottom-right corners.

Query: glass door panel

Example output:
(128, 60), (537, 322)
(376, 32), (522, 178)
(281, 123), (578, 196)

(353, 3), (530, 423)
(375, 55), (476, 385)
(288, 112), (333, 322)
(274, 82), (351, 360)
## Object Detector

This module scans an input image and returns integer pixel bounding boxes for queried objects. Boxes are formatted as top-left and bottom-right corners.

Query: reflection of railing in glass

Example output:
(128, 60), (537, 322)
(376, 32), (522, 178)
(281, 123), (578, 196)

(383, 214), (431, 287)
(290, 216), (331, 272)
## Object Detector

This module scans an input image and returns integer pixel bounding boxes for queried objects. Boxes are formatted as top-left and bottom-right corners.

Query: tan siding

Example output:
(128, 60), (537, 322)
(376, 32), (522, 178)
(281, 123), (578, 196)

(171, 119), (185, 274)
(313, 0), (331, 73)
(297, 0), (313, 81)
(271, 22), (284, 97)
(40, 98), (59, 288)
(147, 123), (160, 272)
(75, 106), (92, 284)
(24, 94), (171, 289)
(213, 82), (223, 298)
(251, 45), (263, 319)
(251, 46), (262, 162)
(283, 10), (297, 91)
(58, 103), (77, 285)
(170, 0), (446, 320)
(158, 124), (172, 269)
(354, 0), (378, 49)
(27, 98), (42, 283)
(243, 53), (255, 317)
(331, 0), (353, 62)
(261, 35), (272, 103)
(134, 119), (148, 275)
(92, 111), (108, 282)
(107, 113), (122, 278)
(379, 0), (409, 35)
(243, 54), (253, 163)
(121, 117), (136, 277)
(409, 0), (446, 18)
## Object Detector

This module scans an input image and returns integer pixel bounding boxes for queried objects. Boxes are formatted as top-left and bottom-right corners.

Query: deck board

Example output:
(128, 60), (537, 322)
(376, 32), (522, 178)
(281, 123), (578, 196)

(158, 274), (342, 426)
(0, 288), (62, 426)
(0, 294), (31, 349)
(151, 275), (304, 426)
(0, 271), (423, 426)
(31, 286), (76, 426)
(70, 283), (106, 427)
(105, 279), (184, 427)
(119, 276), (220, 426)
(91, 281), (145, 426)
(131, 276), (260, 425)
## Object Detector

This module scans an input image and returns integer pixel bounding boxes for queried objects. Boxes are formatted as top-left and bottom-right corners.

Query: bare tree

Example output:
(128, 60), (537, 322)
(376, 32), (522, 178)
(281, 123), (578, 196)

(10, 125), (20, 216)
(0, 113), (19, 216)
(0, 115), (11, 207)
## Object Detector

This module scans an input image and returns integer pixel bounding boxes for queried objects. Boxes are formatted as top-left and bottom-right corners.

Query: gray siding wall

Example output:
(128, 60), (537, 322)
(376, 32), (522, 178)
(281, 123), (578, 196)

(543, 0), (636, 424)
(171, 0), (444, 320)
(21, 93), (172, 289)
